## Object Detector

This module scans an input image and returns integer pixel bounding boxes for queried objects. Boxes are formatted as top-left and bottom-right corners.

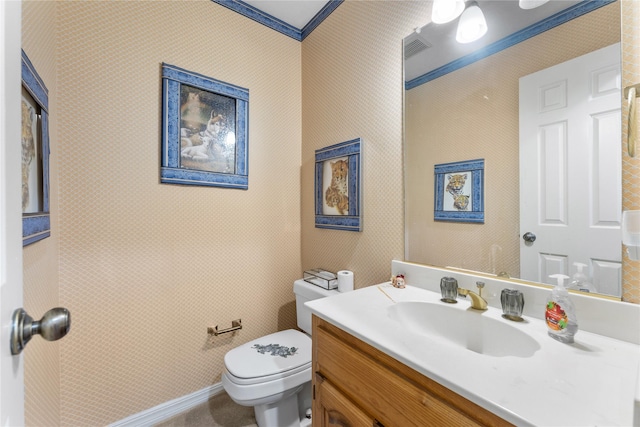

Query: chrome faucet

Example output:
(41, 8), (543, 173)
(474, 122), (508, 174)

(458, 281), (488, 310)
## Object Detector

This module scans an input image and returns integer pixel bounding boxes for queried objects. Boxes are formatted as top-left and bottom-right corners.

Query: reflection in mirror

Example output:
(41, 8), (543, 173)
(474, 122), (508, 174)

(404, 1), (622, 298)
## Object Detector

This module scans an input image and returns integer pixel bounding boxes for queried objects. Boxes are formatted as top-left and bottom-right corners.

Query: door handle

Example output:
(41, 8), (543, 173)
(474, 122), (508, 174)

(10, 307), (71, 355)
(523, 232), (536, 243)
(625, 84), (639, 157)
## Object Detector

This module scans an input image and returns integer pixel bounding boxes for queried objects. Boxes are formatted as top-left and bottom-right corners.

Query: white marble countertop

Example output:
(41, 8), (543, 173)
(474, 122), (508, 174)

(306, 283), (640, 426)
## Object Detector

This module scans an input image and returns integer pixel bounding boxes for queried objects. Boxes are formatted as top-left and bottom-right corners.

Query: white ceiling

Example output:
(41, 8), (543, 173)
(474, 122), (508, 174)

(242, 0), (331, 29)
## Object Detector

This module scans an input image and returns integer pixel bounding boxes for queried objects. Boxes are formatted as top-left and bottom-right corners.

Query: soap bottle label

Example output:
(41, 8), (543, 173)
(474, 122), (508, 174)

(545, 301), (568, 331)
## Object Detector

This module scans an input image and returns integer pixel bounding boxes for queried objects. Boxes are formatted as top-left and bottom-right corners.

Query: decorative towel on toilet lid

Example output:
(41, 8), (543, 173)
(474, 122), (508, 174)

(224, 329), (312, 380)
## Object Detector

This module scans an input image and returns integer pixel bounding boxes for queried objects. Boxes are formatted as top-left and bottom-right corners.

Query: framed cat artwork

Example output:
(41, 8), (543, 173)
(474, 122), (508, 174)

(22, 50), (51, 246)
(434, 159), (484, 223)
(314, 138), (362, 231)
(160, 63), (249, 189)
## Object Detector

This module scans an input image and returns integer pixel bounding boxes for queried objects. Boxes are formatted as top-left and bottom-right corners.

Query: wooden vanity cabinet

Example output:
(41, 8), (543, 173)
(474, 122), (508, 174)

(311, 316), (512, 427)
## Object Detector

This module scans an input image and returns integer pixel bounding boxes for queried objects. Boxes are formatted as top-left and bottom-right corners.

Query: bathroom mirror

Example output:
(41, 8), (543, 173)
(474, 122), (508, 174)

(404, 0), (623, 298)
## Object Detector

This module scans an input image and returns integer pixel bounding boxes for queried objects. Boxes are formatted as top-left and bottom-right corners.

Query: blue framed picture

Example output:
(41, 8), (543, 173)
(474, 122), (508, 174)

(161, 63), (249, 189)
(315, 138), (362, 231)
(21, 50), (51, 246)
(434, 159), (484, 223)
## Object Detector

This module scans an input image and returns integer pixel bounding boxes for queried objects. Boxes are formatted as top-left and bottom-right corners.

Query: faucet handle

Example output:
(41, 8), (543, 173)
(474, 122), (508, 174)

(500, 289), (524, 321)
(440, 277), (458, 304)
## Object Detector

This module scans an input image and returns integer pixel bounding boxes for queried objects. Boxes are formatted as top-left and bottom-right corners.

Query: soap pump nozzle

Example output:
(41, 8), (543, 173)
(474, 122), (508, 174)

(574, 262), (587, 275)
(549, 274), (569, 288)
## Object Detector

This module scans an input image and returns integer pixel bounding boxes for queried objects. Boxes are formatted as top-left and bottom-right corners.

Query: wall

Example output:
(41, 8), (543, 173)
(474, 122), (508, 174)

(405, 4), (619, 281)
(22, 1), (60, 426)
(300, 1), (408, 287)
(52, 1), (302, 424)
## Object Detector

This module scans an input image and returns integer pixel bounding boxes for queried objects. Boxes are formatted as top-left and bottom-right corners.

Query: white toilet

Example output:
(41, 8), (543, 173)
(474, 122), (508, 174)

(221, 279), (337, 427)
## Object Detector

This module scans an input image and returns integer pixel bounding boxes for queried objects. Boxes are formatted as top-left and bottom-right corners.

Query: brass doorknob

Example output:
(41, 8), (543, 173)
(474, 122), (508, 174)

(10, 307), (70, 355)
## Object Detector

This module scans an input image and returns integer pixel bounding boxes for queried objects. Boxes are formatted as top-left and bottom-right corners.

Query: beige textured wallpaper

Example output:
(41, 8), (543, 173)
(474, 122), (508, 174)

(20, 1), (640, 426)
(301, 1), (407, 288)
(54, 1), (302, 425)
(405, 4), (619, 281)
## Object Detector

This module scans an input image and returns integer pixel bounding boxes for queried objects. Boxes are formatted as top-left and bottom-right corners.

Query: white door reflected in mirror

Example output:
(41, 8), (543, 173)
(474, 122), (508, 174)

(519, 43), (622, 297)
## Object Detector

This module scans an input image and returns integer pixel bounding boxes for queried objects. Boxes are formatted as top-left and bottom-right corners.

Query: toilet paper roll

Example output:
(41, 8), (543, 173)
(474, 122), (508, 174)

(337, 270), (354, 293)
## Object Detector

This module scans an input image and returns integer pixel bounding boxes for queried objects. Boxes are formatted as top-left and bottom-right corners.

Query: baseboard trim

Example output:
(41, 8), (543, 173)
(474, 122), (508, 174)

(109, 383), (225, 427)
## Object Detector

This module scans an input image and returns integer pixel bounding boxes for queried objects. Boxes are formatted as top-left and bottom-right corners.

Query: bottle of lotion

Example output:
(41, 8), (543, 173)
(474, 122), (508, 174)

(546, 274), (578, 343)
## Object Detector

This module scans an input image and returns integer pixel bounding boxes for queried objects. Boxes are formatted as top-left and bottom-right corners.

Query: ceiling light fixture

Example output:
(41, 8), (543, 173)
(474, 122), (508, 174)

(431, 0), (466, 24)
(455, 1), (487, 44)
(519, 0), (550, 9)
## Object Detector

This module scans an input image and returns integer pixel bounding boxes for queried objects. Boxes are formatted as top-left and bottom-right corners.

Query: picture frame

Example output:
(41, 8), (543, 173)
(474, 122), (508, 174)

(434, 159), (484, 223)
(161, 63), (249, 189)
(315, 138), (362, 231)
(21, 50), (50, 246)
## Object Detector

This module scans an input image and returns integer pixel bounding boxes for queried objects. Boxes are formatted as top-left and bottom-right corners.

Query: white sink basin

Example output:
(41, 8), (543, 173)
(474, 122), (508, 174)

(387, 301), (540, 358)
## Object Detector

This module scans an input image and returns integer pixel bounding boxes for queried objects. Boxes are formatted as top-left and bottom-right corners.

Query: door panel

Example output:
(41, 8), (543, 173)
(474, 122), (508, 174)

(520, 43), (622, 295)
(1, 0), (25, 424)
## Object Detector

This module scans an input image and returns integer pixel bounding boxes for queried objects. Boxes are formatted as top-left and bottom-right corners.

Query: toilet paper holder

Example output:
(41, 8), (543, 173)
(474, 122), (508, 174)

(208, 319), (242, 336)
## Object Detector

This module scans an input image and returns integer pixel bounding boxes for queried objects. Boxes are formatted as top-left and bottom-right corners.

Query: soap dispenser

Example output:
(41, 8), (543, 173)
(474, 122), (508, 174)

(546, 274), (578, 343)
(568, 262), (596, 293)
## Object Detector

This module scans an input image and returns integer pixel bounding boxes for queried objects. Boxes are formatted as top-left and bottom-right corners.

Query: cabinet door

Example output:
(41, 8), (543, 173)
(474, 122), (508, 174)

(312, 316), (511, 427)
(314, 373), (377, 427)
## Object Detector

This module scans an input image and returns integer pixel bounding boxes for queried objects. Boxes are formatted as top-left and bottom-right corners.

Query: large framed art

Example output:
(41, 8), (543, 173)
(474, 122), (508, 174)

(315, 138), (362, 231)
(21, 50), (50, 246)
(160, 63), (249, 189)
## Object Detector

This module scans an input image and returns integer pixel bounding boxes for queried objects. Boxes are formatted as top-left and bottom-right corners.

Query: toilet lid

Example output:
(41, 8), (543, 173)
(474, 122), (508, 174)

(224, 329), (311, 380)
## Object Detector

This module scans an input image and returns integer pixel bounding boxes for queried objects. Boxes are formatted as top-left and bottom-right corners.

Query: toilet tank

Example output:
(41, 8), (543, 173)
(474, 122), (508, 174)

(294, 279), (338, 335)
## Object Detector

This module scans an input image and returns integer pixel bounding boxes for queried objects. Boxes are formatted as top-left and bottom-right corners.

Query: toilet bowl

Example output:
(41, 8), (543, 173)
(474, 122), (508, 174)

(221, 280), (337, 427)
(222, 329), (312, 427)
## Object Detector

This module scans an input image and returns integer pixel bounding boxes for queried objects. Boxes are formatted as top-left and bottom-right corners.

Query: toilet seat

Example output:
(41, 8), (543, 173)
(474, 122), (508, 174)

(224, 329), (311, 385)
(220, 281), (334, 427)
(224, 361), (311, 386)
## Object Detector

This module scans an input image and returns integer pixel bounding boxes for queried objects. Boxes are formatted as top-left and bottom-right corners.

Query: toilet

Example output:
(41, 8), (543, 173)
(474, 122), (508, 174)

(221, 279), (337, 427)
